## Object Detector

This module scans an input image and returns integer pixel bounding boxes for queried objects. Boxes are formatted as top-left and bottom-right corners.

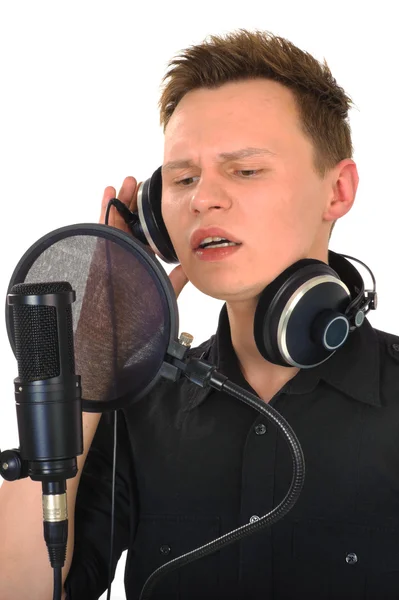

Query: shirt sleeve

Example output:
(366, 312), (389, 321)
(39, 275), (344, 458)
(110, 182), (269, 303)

(64, 409), (136, 600)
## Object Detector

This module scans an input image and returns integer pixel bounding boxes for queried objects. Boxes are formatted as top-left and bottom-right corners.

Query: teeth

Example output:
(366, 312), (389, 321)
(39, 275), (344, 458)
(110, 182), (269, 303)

(204, 242), (238, 249)
(197, 235), (241, 250)
(200, 236), (229, 245)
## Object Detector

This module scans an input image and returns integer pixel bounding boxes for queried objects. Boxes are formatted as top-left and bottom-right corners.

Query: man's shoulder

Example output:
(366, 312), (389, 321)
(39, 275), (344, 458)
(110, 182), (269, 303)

(373, 325), (399, 362)
(370, 325), (399, 403)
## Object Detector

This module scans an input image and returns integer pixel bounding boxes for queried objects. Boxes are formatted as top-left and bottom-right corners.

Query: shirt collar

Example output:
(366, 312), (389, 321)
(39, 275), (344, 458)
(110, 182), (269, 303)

(184, 302), (381, 411)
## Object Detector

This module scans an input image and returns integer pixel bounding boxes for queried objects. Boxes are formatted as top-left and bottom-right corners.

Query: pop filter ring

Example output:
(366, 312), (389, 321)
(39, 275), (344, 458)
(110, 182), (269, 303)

(5, 223), (180, 413)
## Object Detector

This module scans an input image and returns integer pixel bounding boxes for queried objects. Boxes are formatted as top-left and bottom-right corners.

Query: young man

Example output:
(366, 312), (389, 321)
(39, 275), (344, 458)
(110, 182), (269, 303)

(2, 29), (399, 600)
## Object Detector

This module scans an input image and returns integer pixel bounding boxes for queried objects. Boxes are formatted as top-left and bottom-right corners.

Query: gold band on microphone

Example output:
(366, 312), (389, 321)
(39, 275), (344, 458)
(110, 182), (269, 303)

(42, 494), (68, 522)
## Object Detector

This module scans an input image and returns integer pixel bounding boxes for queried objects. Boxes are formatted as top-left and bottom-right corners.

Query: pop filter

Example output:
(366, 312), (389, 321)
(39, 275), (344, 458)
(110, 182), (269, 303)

(6, 223), (179, 413)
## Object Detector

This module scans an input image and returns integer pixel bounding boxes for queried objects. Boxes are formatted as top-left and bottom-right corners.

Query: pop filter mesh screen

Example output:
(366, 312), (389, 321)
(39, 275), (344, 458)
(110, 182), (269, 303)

(17, 234), (170, 405)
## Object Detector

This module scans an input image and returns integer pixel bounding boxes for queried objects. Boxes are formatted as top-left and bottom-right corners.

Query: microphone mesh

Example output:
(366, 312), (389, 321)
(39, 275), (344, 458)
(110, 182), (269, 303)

(11, 281), (74, 382)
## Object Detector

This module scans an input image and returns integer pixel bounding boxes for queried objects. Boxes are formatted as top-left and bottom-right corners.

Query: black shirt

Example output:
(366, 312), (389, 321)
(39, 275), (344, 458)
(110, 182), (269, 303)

(65, 305), (399, 599)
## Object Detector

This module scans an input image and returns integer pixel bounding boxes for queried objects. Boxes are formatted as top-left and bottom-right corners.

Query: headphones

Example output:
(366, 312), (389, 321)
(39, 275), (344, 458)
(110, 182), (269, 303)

(112, 165), (378, 370)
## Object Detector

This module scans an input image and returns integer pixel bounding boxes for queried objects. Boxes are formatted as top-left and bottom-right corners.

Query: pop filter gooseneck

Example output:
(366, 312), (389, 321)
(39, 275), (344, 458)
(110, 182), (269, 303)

(3, 221), (305, 600)
(138, 355), (305, 600)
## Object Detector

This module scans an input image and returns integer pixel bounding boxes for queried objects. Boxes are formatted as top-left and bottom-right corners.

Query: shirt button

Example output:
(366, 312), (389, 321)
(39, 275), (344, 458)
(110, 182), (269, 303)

(160, 545), (171, 556)
(346, 552), (358, 565)
(393, 344), (399, 352)
(254, 423), (267, 435)
(249, 515), (260, 523)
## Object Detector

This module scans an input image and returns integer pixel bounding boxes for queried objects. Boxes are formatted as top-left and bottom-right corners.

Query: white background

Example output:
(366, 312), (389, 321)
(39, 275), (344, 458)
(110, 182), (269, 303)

(0, 1), (398, 598)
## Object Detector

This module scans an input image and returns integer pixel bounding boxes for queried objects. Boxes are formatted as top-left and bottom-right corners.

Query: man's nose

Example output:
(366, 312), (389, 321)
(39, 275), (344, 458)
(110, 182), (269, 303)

(189, 176), (232, 214)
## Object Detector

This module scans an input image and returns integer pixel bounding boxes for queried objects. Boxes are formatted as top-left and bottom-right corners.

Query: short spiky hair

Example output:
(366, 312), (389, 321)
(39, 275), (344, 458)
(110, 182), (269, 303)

(159, 29), (354, 179)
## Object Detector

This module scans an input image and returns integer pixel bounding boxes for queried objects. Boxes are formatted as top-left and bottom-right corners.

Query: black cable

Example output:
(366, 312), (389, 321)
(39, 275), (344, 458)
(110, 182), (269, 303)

(53, 566), (62, 600)
(104, 199), (114, 228)
(106, 410), (118, 600)
(104, 199), (120, 599)
(44, 482), (68, 600)
(105, 197), (139, 235)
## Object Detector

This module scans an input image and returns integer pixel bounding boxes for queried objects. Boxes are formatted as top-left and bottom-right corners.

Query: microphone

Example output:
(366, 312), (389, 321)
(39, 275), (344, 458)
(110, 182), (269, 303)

(3, 281), (83, 575)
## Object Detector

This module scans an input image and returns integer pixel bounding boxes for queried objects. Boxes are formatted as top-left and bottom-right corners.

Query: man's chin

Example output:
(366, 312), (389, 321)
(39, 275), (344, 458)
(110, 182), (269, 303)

(189, 277), (264, 303)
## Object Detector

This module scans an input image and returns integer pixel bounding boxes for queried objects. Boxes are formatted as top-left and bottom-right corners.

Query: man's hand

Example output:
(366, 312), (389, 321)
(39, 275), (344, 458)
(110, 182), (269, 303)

(100, 176), (189, 299)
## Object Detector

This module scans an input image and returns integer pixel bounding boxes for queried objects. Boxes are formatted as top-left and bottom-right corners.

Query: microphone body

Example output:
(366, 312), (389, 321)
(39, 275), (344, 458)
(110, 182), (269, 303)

(6, 281), (83, 568)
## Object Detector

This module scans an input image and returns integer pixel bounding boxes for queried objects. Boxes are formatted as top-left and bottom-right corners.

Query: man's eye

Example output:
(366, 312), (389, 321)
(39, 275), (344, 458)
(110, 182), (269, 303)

(237, 169), (261, 177)
(174, 171), (261, 186)
(175, 176), (199, 186)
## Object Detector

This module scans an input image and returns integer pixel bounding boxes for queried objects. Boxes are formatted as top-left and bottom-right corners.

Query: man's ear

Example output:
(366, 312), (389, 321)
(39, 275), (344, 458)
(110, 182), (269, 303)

(323, 159), (359, 223)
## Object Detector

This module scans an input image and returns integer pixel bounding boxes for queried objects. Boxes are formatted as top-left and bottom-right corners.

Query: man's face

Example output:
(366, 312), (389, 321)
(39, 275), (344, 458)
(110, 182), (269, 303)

(161, 79), (336, 302)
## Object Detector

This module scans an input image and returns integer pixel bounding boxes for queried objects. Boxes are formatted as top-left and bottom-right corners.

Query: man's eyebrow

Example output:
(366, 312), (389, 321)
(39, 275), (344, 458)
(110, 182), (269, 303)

(218, 147), (277, 161)
(162, 147), (277, 171)
(162, 158), (196, 171)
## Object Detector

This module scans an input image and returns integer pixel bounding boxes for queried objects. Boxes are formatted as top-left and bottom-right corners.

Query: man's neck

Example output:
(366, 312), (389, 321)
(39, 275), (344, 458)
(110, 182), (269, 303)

(224, 242), (331, 402)
(226, 299), (299, 403)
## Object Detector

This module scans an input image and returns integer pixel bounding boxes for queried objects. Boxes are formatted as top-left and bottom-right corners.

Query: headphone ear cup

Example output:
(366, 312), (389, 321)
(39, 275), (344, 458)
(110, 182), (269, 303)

(254, 259), (352, 368)
(134, 166), (179, 264)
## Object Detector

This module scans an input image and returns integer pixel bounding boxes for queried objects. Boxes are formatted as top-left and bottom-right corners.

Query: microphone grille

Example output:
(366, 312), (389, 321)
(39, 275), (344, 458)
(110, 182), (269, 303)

(11, 281), (72, 295)
(10, 281), (74, 382)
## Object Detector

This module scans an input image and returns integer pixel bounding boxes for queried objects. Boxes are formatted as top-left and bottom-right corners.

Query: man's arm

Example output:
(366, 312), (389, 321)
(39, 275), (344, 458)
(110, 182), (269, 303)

(0, 411), (101, 600)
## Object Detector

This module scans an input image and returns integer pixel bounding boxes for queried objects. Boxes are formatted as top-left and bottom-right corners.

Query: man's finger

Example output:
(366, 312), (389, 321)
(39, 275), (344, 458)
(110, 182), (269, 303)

(99, 186), (117, 224)
(99, 177), (138, 228)
(117, 176), (138, 210)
